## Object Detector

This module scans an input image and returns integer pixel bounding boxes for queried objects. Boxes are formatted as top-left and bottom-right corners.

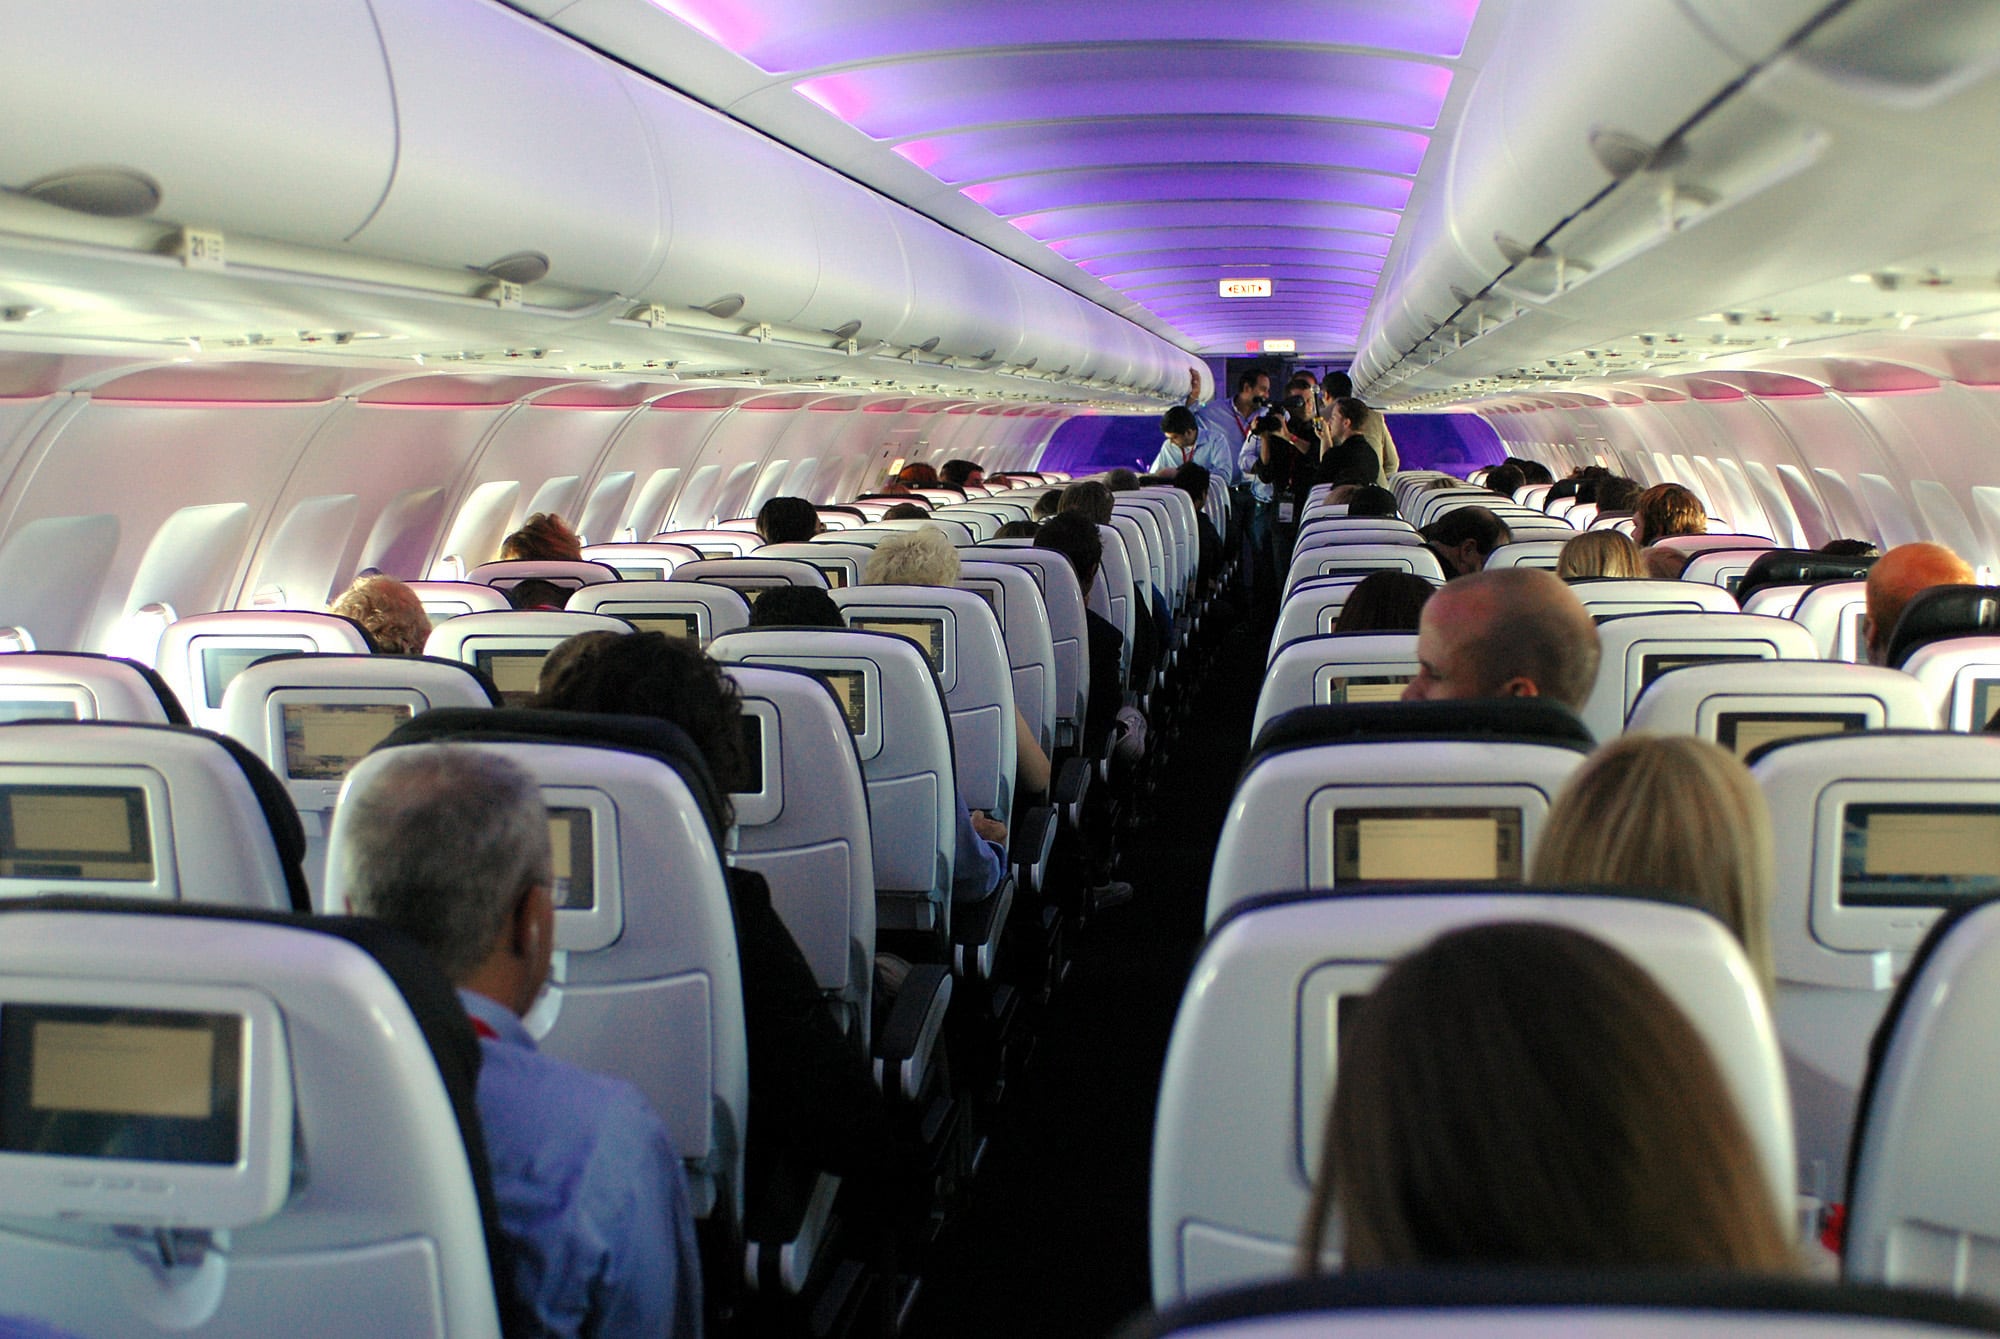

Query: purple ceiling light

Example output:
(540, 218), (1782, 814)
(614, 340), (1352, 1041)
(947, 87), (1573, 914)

(630, 0), (1489, 358)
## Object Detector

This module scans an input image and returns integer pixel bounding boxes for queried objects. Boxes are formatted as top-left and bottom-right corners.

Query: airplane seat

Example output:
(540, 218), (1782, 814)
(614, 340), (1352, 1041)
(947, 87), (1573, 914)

(1482, 538), (1568, 570)
(579, 541), (702, 581)
(856, 516), (980, 546)
(405, 580), (513, 623)
(329, 708), (751, 1237)
(464, 558), (620, 594)
(154, 610), (375, 732)
(0, 651), (187, 724)
(1900, 636), (2000, 731)
(1292, 519), (1424, 551)
(1267, 575), (1443, 664)
(750, 541), (865, 591)
(1749, 731), (2000, 1229)
(652, 529), (762, 559)
(1583, 612), (1818, 740)
(961, 545), (1092, 756)
(1094, 524), (1141, 687)
(1129, 1271), (2000, 1339)
(1252, 633), (1421, 739)
(1846, 898), (2000, 1306)
(1134, 487), (1197, 601)
(1108, 512), (1169, 656)
(567, 579), (752, 646)
(1152, 890), (1794, 1305)
(1499, 519), (1582, 546)
(1624, 659), (1936, 756)
(1282, 544), (1446, 603)
(1547, 494), (1581, 520)
(670, 557), (831, 606)
(0, 899), (513, 1337)
(1793, 580), (1874, 663)
(1744, 583), (1814, 618)
(1565, 501), (1599, 527)
(1209, 701), (1594, 927)
(1735, 550), (1878, 609)
(1683, 547), (1787, 593)
(421, 609), (635, 706)
(1114, 500), (1179, 621)
(1413, 489), (1491, 527)
(1651, 533), (1778, 561)
(216, 653), (499, 895)
(1588, 510), (1633, 533)
(928, 506), (1001, 541)
(0, 721), (309, 913)
(708, 629), (960, 950)
(1566, 577), (1742, 620)
(1883, 584), (2000, 669)
(957, 560), (1059, 760)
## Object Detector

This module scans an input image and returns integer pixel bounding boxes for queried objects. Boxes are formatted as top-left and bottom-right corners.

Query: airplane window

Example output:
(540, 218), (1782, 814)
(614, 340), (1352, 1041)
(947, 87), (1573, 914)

(1840, 804), (2000, 908)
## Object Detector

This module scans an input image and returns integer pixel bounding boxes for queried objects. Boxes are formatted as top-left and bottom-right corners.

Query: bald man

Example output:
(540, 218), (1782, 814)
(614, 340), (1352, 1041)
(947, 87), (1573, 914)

(1865, 541), (1975, 664)
(1403, 568), (1601, 711)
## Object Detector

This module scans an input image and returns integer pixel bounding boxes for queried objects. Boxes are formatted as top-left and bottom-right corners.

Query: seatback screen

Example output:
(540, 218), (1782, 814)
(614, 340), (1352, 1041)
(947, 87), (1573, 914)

(610, 565), (665, 581)
(851, 618), (945, 671)
(818, 670), (867, 736)
(1840, 804), (2000, 908)
(473, 649), (550, 707)
(0, 786), (151, 881)
(1640, 652), (1761, 688)
(546, 807), (594, 911)
(1332, 807), (1523, 883)
(1972, 679), (2000, 731)
(0, 1005), (241, 1164)
(1716, 711), (1866, 759)
(737, 715), (764, 794)
(281, 703), (412, 781)
(1330, 675), (1410, 705)
(820, 567), (848, 589)
(0, 701), (79, 724)
(202, 646), (289, 709)
(624, 614), (698, 641)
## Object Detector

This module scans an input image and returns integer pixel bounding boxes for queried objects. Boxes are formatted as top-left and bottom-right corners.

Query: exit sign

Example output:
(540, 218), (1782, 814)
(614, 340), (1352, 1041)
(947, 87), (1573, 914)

(1262, 338), (1297, 353)
(1219, 277), (1273, 298)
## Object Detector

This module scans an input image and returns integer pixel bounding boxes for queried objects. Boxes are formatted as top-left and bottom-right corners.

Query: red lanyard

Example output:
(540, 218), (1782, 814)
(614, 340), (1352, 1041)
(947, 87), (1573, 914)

(468, 1014), (499, 1041)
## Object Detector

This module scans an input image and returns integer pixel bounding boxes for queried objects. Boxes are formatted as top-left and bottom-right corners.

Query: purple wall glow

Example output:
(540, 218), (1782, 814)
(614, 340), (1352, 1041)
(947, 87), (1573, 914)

(1037, 411), (1504, 477)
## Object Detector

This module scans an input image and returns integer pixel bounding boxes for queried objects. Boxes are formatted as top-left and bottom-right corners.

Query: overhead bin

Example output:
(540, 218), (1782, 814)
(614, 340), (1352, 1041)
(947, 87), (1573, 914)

(354, 0), (666, 296)
(0, 0), (395, 245)
(795, 182), (915, 351)
(887, 213), (1024, 362)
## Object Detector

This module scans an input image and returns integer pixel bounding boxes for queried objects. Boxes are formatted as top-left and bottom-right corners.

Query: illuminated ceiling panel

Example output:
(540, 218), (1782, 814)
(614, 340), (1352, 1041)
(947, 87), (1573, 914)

(537, 0), (1491, 358)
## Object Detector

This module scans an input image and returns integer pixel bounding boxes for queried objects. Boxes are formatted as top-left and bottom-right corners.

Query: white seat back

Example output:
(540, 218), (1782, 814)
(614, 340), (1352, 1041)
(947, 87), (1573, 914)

(567, 579), (751, 646)
(0, 652), (184, 723)
(405, 580), (512, 622)
(1568, 578), (1741, 619)
(833, 586), (1018, 822)
(421, 609), (634, 705)
(1744, 583), (1812, 618)
(1751, 731), (2000, 1214)
(0, 904), (505, 1337)
(653, 528), (761, 558)
(1899, 635), (2000, 730)
(723, 666), (876, 1044)
(0, 721), (307, 912)
(1253, 634), (1420, 738)
(1152, 892), (1794, 1305)
(959, 561), (1059, 757)
(1847, 899), (2000, 1306)
(1683, 547), (1779, 591)
(671, 557), (831, 601)
(1792, 580), (1872, 662)
(580, 541), (701, 580)
(1094, 524), (1140, 672)
(329, 714), (749, 1223)
(465, 558), (619, 592)
(752, 542), (866, 590)
(1582, 612), (1818, 740)
(1652, 533), (1777, 560)
(1283, 544), (1446, 600)
(930, 506), (1001, 541)
(1624, 660), (1936, 755)
(1115, 502), (1178, 612)
(710, 629), (956, 934)
(155, 610), (374, 731)
(1483, 539), (1567, 571)
(1294, 519), (1422, 551)
(962, 546), (1092, 749)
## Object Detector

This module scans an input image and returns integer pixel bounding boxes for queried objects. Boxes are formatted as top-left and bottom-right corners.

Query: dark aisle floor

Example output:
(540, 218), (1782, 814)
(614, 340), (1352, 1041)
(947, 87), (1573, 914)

(906, 613), (1266, 1339)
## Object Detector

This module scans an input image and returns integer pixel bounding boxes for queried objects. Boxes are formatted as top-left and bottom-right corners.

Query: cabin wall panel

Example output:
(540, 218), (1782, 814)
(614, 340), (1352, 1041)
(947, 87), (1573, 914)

(591, 407), (731, 529)
(460, 405), (633, 536)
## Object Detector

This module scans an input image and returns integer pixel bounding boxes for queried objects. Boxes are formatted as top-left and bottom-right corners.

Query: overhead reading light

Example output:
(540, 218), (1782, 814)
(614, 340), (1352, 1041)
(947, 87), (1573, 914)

(698, 293), (746, 319)
(21, 167), (161, 218)
(916, 337), (941, 353)
(480, 251), (550, 286)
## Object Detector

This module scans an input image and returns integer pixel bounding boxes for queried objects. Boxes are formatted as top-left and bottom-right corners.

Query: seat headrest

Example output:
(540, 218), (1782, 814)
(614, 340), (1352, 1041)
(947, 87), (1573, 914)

(1250, 699), (1595, 763)
(1124, 1269), (2000, 1339)
(1735, 549), (1878, 606)
(1885, 584), (2000, 668)
(378, 707), (727, 843)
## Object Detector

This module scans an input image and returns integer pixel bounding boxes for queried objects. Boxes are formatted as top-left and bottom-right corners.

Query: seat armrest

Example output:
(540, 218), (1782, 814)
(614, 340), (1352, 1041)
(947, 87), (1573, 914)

(873, 963), (952, 1102)
(1053, 755), (1090, 827)
(1010, 804), (1058, 895)
(951, 874), (1015, 980)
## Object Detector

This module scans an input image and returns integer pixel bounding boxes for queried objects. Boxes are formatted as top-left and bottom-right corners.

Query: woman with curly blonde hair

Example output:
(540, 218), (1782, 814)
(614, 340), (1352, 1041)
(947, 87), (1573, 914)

(330, 574), (431, 655)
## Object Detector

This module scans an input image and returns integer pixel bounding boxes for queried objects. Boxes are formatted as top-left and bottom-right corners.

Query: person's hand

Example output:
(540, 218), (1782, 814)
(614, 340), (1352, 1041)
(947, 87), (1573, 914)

(1314, 417), (1335, 448)
(971, 810), (1008, 845)
(1186, 367), (1202, 405)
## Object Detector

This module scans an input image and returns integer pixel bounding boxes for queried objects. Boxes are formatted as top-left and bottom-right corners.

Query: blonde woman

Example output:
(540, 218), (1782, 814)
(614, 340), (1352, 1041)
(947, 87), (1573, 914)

(1531, 734), (1775, 995)
(330, 574), (431, 655)
(1556, 529), (1642, 580)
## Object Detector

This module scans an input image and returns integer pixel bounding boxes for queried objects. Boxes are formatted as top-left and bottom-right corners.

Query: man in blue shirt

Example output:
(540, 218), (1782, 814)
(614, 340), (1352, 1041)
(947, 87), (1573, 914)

(1151, 404), (1236, 480)
(340, 745), (703, 1339)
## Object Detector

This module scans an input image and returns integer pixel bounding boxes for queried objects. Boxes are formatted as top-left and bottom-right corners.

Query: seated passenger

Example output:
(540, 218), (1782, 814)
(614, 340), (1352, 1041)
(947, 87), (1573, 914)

(747, 585), (843, 628)
(1345, 485), (1399, 518)
(506, 578), (569, 611)
(534, 633), (890, 1185)
(1172, 462), (1224, 590)
(1301, 921), (1789, 1273)
(1634, 482), (1707, 546)
(1403, 568), (1599, 710)
(1557, 529), (1642, 579)
(1031, 489), (1063, 521)
(994, 518), (1039, 539)
(1531, 735), (1775, 994)
(881, 502), (930, 521)
(895, 462), (940, 489)
(755, 495), (821, 544)
(1332, 570), (1434, 634)
(864, 528), (1052, 801)
(1058, 480), (1161, 690)
(1820, 537), (1880, 559)
(939, 459), (985, 489)
(499, 511), (583, 562)
(1594, 475), (1643, 514)
(1518, 459), (1554, 486)
(1482, 462), (1526, 500)
(1643, 546), (1692, 581)
(1864, 540), (1974, 665)
(1421, 505), (1512, 578)
(330, 573), (431, 654)
(339, 746), (702, 1338)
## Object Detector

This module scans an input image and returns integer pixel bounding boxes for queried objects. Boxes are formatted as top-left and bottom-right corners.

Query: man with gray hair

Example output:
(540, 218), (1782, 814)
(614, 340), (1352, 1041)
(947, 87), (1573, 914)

(341, 745), (701, 1339)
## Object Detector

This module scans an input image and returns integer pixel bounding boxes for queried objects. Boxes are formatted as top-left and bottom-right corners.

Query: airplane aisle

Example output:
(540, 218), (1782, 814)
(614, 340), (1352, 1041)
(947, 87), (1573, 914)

(908, 617), (1266, 1338)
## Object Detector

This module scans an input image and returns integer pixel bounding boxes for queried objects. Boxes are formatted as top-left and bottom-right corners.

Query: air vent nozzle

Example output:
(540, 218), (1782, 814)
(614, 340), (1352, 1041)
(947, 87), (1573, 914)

(23, 167), (161, 218)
